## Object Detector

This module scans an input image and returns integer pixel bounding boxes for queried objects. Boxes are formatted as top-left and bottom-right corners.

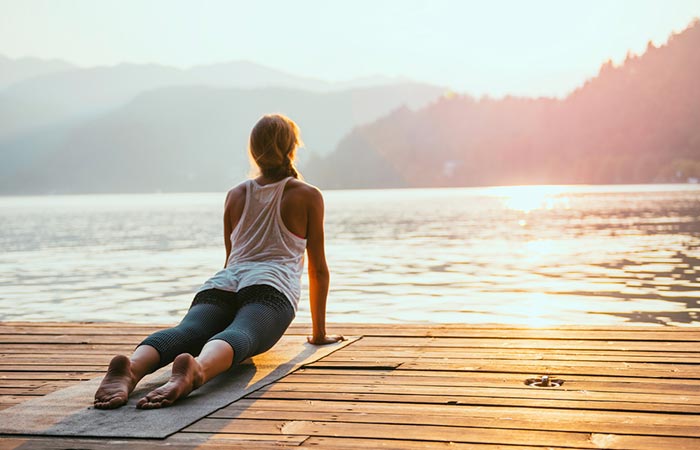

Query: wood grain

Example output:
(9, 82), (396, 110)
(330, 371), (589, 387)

(1, 322), (699, 450)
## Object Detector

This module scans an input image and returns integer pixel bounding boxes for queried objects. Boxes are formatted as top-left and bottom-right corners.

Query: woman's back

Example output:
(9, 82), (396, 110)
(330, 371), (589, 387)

(226, 176), (314, 245)
(231, 177), (305, 261)
(198, 175), (325, 312)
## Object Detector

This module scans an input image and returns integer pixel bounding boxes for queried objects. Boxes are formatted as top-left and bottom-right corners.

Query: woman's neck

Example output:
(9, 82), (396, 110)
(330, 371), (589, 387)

(254, 175), (287, 186)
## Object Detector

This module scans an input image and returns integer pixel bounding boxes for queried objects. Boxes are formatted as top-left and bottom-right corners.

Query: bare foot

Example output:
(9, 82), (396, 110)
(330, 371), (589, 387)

(136, 354), (203, 409)
(94, 355), (137, 409)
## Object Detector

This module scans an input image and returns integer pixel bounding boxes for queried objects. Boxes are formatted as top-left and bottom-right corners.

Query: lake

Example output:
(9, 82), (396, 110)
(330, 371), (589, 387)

(1, 184), (699, 326)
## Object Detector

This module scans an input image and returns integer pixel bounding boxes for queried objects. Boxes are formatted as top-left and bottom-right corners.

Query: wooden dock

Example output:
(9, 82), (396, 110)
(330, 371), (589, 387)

(1, 322), (699, 449)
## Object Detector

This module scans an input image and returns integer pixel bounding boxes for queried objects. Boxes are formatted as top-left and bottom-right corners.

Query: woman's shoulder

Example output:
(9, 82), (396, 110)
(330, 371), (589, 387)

(224, 180), (248, 208)
(286, 178), (324, 202)
(230, 178), (255, 194)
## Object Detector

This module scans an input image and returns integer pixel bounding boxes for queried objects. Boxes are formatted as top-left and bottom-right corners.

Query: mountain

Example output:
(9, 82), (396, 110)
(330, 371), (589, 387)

(306, 19), (700, 188)
(0, 63), (190, 138)
(0, 82), (444, 194)
(0, 54), (445, 194)
(0, 58), (437, 138)
(0, 55), (75, 90)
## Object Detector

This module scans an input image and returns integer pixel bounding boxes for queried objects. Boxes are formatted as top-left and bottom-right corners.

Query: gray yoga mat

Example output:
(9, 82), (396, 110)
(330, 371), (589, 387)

(0, 336), (355, 439)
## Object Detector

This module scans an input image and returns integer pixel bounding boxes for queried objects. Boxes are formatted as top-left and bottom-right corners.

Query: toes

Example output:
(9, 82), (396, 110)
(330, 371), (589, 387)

(137, 394), (162, 409)
(95, 392), (117, 401)
(136, 388), (176, 409)
(94, 394), (126, 409)
(137, 399), (161, 409)
(136, 397), (151, 409)
(94, 399), (119, 410)
(108, 397), (125, 408)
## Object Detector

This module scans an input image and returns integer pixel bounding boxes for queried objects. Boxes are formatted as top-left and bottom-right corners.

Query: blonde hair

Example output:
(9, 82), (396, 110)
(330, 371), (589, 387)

(248, 114), (303, 179)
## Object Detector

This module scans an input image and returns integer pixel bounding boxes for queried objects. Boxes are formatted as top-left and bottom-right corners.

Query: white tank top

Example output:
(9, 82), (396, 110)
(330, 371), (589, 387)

(197, 177), (307, 312)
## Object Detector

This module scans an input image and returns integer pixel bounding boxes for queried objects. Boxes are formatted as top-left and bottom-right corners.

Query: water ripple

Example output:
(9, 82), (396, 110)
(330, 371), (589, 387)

(1, 185), (699, 326)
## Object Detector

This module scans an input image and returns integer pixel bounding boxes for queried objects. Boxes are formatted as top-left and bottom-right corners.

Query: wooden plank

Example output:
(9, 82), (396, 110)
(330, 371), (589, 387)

(295, 367), (700, 384)
(339, 329), (700, 341)
(0, 322), (169, 328)
(280, 372), (700, 394)
(321, 353), (700, 364)
(0, 342), (132, 349)
(0, 371), (101, 380)
(248, 390), (700, 414)
(1, 321), (679, 330)
(306, 360), (700, 379)
(0, 365), (107, 372)
(257, 381), (700, 407)
(2, 344), (135, 355)
(186, 418), (700, 450)
(13, 346), (700, 364)
(0, 334), (145, 345)
(305, 361), (402, 369)
(0, 334), (304, 345)
(211, 404), (700, 437)
(300, 436), (576, 449)
(227, 397), (700, 424)
(2, 325), (698, 340)
(396, 361), (700, 378)
(0, 327), (160, 336)
(1, 356), (119, 364)
(0, 380), (47, 389)
(346, 337), (700, 352)
(1, 386), (63, 395)
(332, 348), (700, 363)
(0, 380), (78, 390)
(165, 432), (309, 445)
(337, 346), (700, 356)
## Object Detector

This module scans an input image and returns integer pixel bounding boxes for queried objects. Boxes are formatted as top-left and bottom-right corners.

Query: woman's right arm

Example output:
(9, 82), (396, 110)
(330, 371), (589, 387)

(305, 187), (344, 345)
(223, 184), (246, 268)
(223, 189), (234, 268)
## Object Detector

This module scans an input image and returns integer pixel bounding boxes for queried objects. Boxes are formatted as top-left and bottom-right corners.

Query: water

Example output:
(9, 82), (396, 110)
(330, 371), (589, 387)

(1, 184), (699, 326)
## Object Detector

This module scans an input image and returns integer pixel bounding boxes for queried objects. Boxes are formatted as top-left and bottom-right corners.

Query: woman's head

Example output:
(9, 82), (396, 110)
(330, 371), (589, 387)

(248, 114), (303, 179)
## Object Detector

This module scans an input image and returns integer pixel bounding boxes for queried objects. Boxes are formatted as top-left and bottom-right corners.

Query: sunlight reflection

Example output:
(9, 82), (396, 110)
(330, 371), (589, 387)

(520, 239), (563, 261)
(505, 293), (571, 327)
(499, 185), (571, 212)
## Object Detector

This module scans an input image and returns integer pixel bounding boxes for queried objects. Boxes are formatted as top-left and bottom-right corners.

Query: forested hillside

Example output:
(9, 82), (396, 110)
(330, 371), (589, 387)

(306, 20), (700, 188)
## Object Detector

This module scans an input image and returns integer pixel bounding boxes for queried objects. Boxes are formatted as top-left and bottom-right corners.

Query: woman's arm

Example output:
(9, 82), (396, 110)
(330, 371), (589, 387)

(305, 188), (343, 345)
(223, 189), (233, 268)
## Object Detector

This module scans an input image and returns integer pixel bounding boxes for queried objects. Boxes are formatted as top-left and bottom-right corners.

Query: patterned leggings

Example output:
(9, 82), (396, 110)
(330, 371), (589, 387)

(138, 285), (295, 367)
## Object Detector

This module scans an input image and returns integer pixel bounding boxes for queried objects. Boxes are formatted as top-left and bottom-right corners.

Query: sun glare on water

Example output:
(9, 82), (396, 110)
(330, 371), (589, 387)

(495, 186), (576, 327)
(498, 185), (572, 213)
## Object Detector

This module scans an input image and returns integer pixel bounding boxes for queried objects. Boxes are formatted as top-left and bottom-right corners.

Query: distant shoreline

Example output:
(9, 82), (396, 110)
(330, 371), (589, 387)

(1, 182), (699, 198)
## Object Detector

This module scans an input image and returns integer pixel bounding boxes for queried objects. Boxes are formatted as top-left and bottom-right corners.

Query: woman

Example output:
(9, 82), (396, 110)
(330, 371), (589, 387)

(94, 114), (343, 410)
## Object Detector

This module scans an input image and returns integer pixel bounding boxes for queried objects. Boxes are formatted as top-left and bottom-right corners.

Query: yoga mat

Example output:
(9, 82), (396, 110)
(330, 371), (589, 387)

(0, 335), (356, 438)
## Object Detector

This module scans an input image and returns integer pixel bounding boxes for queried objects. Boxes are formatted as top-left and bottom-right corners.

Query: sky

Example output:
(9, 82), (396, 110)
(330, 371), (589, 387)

(1, 0), (699, 98)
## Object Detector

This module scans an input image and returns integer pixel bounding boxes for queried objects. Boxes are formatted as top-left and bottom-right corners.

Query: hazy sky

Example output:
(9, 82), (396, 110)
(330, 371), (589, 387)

(1, 0), (699, 97)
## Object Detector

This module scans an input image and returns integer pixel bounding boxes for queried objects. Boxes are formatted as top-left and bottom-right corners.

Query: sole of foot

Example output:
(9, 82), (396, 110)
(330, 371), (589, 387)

(136, 353), (203, 409)
(94, 355), (136, 409)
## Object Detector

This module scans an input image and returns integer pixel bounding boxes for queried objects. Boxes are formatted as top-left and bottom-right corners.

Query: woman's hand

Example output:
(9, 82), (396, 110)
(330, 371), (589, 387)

(307, 334), (345, 345)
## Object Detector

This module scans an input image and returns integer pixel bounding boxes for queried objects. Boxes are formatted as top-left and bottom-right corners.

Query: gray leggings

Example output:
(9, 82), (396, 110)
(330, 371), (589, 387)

(138, 285), (295, 367)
